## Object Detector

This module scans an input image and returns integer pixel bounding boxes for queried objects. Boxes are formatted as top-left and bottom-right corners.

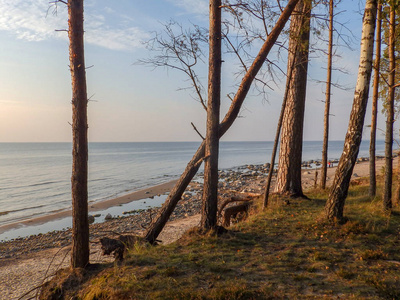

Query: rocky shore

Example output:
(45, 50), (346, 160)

(0, 163), (270, 260)
(0, 157), (380, 260)
(0, 158), (384, 299)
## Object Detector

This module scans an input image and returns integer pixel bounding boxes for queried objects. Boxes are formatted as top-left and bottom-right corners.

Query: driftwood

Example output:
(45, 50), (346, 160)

(222, 203), (251, 227)
(218, 195), (255, 227)
(143, 0), (301, 244)
(100, 235), (144, 261)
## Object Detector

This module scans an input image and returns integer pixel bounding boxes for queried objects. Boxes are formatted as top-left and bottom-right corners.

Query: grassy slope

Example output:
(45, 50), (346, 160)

(43, 179), (400, 299)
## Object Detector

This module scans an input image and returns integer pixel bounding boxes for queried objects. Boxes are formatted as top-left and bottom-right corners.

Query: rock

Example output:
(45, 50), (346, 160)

(88, 215), (95, 224)
(105, 213), (113, 220)
(353, 173), (359, 177)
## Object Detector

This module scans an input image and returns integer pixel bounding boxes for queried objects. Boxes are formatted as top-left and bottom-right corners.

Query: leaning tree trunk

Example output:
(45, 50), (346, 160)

(144, 0), (301, 244)
(383, 3), (395, 211)
(325, 0), (377, 222)
(320, 0), (334, 190)
(69, 0), (89, 268)
(274, 0), (311, 197)
(201, 0), (222, 230)
(369, 0), (382, 198)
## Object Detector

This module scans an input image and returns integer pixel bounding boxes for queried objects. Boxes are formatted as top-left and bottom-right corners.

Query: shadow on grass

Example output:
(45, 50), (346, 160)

(41, 181), (400, 299)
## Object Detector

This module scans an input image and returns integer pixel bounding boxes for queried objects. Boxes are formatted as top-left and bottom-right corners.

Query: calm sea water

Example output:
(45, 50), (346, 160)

(0, 140), (386, 237)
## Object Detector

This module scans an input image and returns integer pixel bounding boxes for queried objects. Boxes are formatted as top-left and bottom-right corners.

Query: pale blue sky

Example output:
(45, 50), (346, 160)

(0, 0), (390, 142)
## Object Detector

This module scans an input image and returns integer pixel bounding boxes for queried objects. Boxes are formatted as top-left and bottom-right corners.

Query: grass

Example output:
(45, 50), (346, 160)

(41, 179), (400, 299)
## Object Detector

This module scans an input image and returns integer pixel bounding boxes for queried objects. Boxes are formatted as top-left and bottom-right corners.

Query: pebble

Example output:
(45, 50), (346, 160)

(88, 215), (95, 224)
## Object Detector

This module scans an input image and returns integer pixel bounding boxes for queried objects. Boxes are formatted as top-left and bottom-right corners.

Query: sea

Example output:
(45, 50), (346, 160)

(0, 140), (386, 240)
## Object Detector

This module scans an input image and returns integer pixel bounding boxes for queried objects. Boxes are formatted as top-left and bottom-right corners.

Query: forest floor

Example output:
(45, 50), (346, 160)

(0, 157), (388, 299)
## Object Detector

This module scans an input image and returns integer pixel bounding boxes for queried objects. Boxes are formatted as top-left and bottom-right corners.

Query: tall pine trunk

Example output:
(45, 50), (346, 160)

(321, 0), (334, 190)
(68, 0), (89, 268)
(325, 0), (377, 222)
(369, 0), (382, 198)
(263, 43), (298, 208)
(201, 0), (222, 230)
(144, 0), (301, 244)
(383, 3), (395, 211)
(275, 0), (311, 197)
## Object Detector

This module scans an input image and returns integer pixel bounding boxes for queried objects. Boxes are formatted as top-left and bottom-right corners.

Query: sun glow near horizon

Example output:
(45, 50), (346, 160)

(0, 0), (393, 143)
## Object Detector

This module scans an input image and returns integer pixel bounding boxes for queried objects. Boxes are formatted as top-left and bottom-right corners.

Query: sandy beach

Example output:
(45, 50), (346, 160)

(0, 180), (178, 237)
(0, 157), (386, 299)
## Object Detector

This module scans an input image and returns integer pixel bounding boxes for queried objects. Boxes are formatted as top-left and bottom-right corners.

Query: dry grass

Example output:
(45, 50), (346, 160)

(41, 180), (400, 299)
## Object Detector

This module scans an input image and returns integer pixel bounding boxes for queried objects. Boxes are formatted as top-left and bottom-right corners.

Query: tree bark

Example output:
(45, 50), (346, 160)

(321, 0), (334, 190)
(383, 3), (395, 211)
(325, 0), (377, 221)
(263, 42), (298, 208)
(144, 0), (301, 244)
(369, 0), (382, 198)
(68, 0), (89, 268)
(201, 0), (222, 230)
(274, 0), (311, 197)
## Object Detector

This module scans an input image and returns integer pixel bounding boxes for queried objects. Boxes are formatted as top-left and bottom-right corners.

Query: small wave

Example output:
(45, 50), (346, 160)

(0, 204), (46, 216)
(28, 181), (59, 188)
(1, 181), (62, 192)
(91, 178), (108, 182)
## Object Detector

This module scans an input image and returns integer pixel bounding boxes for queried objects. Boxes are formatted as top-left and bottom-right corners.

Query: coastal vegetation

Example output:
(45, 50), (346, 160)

(4, 0), (399, 298)
(40, 177), (400, 299)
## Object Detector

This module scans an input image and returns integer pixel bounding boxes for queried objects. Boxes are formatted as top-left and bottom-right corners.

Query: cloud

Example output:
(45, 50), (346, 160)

(0, 0), (64, 41)
(167, 0), (208, 16)
(86, 26), (149, 51)
(0, 0), (149, 51)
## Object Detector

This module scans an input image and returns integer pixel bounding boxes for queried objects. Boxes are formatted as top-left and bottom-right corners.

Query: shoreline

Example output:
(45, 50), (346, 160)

(0, 156), (385, 241)
(0, 156), (384, 243)
(0, 180), (178, 239)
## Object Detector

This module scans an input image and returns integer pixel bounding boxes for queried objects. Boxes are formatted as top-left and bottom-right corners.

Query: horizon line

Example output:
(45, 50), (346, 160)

(0, 139), (387, 144)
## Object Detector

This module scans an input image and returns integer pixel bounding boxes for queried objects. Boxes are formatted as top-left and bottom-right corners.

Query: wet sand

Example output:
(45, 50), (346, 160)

(0, 180), (178, 236)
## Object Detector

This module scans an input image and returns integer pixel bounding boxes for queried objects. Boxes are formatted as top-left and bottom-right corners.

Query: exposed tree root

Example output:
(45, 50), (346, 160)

(100, 235), (144, 261)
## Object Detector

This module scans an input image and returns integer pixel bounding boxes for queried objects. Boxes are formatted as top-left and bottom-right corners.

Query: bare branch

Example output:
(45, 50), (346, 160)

(191, 122), (205, 140)
(136, 21), (208, 110)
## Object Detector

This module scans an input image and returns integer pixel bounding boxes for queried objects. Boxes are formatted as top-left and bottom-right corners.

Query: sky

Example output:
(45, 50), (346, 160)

(0, 0), (392, 142)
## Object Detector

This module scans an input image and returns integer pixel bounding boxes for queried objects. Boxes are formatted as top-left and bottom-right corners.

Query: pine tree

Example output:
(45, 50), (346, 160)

(274, 0), (312, 197)
(68, 0), (89, 268)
